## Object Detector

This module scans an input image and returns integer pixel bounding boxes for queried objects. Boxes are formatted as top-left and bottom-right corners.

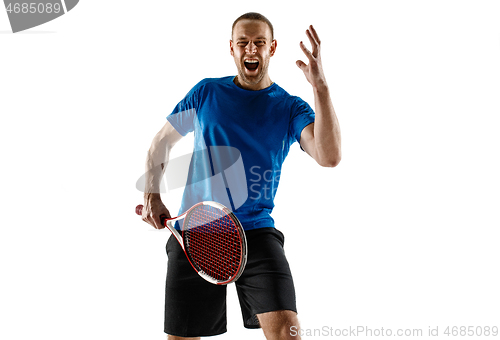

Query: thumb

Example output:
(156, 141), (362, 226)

(296, 60), (307, 70)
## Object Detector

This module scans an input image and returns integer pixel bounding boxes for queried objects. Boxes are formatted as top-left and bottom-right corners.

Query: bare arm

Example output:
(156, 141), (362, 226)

(296, 25), (341, 167)
(142, 121), (183, 229)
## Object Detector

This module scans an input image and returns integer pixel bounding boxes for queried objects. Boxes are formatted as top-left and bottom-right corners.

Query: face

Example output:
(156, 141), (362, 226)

(230, 19), (276, 90)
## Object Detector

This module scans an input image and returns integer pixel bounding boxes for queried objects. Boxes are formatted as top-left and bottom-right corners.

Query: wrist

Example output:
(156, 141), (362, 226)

(312, 82), (329, 95)
(144, 192), (161, 202)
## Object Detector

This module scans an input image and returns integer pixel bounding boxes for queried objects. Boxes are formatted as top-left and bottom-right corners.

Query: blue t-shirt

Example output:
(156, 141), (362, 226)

(167, 76), (315, 230)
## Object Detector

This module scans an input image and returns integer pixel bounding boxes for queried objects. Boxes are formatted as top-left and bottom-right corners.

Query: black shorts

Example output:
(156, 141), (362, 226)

(164, 227), (297, 337)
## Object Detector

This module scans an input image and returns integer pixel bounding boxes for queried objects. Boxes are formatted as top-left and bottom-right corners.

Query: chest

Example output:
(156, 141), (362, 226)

(196, 90), (291, 151)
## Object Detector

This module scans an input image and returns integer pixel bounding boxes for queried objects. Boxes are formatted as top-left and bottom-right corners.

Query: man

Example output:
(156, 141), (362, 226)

(141, 12), (341, 340)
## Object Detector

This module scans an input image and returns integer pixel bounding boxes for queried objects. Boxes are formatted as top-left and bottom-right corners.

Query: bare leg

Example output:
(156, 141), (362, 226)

(257, 310), (301, 340)
(167, 335), (200, 340)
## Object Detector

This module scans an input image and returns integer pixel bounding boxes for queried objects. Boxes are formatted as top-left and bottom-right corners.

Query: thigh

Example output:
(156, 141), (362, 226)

(235, 228), (297, 329)
(164, 235), (227, 337)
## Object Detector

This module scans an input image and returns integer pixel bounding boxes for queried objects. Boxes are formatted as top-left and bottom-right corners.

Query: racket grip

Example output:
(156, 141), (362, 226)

(135, 204), (167, 225)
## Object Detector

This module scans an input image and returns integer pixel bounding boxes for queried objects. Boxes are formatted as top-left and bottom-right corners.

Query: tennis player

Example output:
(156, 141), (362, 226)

(141, 12), (341, 340)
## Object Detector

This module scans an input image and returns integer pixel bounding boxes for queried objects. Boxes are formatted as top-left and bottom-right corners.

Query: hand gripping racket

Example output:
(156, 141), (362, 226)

(136, 201), (247, 285)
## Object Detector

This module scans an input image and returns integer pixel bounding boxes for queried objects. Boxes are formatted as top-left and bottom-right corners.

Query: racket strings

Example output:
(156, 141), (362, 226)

(184, 205), (242, 282)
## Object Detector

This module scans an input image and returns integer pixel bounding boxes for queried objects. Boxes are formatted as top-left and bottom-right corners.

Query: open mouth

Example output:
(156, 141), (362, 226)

(244, 60), (259, 71)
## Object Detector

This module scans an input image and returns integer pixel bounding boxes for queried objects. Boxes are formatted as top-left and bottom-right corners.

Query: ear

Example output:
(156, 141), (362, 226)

(230, 40), (234, 56)
(270, 39), (277, 57)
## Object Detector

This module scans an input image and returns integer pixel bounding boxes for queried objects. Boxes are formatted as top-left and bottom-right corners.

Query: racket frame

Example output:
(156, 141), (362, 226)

(161, 201), (247, 285)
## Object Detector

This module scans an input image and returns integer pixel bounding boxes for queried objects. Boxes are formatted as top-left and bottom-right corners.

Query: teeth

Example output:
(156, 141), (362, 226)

(245, 60), (259, 63)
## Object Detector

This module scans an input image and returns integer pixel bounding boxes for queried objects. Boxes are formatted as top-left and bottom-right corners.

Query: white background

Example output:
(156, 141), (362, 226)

(1, 1), (499, 339)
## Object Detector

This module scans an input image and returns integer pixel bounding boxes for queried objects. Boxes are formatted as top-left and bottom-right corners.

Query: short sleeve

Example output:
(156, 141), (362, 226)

(289, 96), (315, 145)
(166, 84), (200, 136)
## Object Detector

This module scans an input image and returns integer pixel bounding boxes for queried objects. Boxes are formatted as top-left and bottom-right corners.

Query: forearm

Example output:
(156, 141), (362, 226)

(144, 133), (172, 200)
(312, 85), (341, 167)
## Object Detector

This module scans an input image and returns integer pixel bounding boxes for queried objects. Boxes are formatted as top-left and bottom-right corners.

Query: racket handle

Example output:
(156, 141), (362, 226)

(135, 204), (167, 225)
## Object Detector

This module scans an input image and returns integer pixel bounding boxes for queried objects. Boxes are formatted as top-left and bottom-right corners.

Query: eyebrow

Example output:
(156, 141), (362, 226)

(236, 36), (268, 41)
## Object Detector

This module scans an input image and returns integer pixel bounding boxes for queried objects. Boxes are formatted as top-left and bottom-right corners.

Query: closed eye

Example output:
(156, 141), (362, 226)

(236, 40), (266, 47)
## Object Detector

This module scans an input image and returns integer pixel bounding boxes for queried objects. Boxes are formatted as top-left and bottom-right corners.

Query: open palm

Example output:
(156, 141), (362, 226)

(296, 25), (328, 91)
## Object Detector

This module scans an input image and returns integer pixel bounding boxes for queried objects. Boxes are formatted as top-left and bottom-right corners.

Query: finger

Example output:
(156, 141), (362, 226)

(144, 210), (159, 229)
(144, 214), (155, 228)
(309, 25), (321, 46)
(299, 41), (313, 61)
(153, 215), (163, 229)
(305, 29), (319, 57)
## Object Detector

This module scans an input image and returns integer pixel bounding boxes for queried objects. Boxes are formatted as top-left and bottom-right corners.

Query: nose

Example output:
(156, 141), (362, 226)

(245, 41), (257, 54)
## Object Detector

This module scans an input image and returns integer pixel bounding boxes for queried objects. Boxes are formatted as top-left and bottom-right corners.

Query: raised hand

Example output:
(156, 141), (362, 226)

(296, 25), (328, 91)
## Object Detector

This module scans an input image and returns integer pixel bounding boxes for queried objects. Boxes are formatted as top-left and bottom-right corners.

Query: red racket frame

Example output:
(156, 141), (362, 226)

(136, 201), (247, 285)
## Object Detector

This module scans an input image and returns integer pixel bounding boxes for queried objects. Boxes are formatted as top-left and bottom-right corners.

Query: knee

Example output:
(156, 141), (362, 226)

(258, 310), (300, 340)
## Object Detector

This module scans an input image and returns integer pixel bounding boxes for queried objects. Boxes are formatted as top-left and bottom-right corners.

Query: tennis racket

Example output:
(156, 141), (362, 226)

(136, 201), (247, 285)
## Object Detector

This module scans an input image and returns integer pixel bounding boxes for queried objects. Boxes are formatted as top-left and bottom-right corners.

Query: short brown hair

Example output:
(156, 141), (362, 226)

(231, 12), (274, 40)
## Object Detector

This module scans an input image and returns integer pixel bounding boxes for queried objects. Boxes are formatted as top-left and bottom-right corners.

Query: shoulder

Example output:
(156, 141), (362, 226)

(289, 95), (313, 114)
(268, 83), (292, 99)
(180, 77), (232, 102)
(264, 84), (298, 114)
(270, 84), (309, 108)
(192, 76), (234, 91)
(283, 91), (307, 106)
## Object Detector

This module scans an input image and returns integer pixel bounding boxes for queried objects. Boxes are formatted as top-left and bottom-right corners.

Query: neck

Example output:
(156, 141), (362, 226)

(234, 75), (273, 91)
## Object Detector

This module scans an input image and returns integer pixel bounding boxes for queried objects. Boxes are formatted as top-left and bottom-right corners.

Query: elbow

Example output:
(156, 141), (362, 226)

(320, 158), (341, 168)
(317, 153), (341, 168)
